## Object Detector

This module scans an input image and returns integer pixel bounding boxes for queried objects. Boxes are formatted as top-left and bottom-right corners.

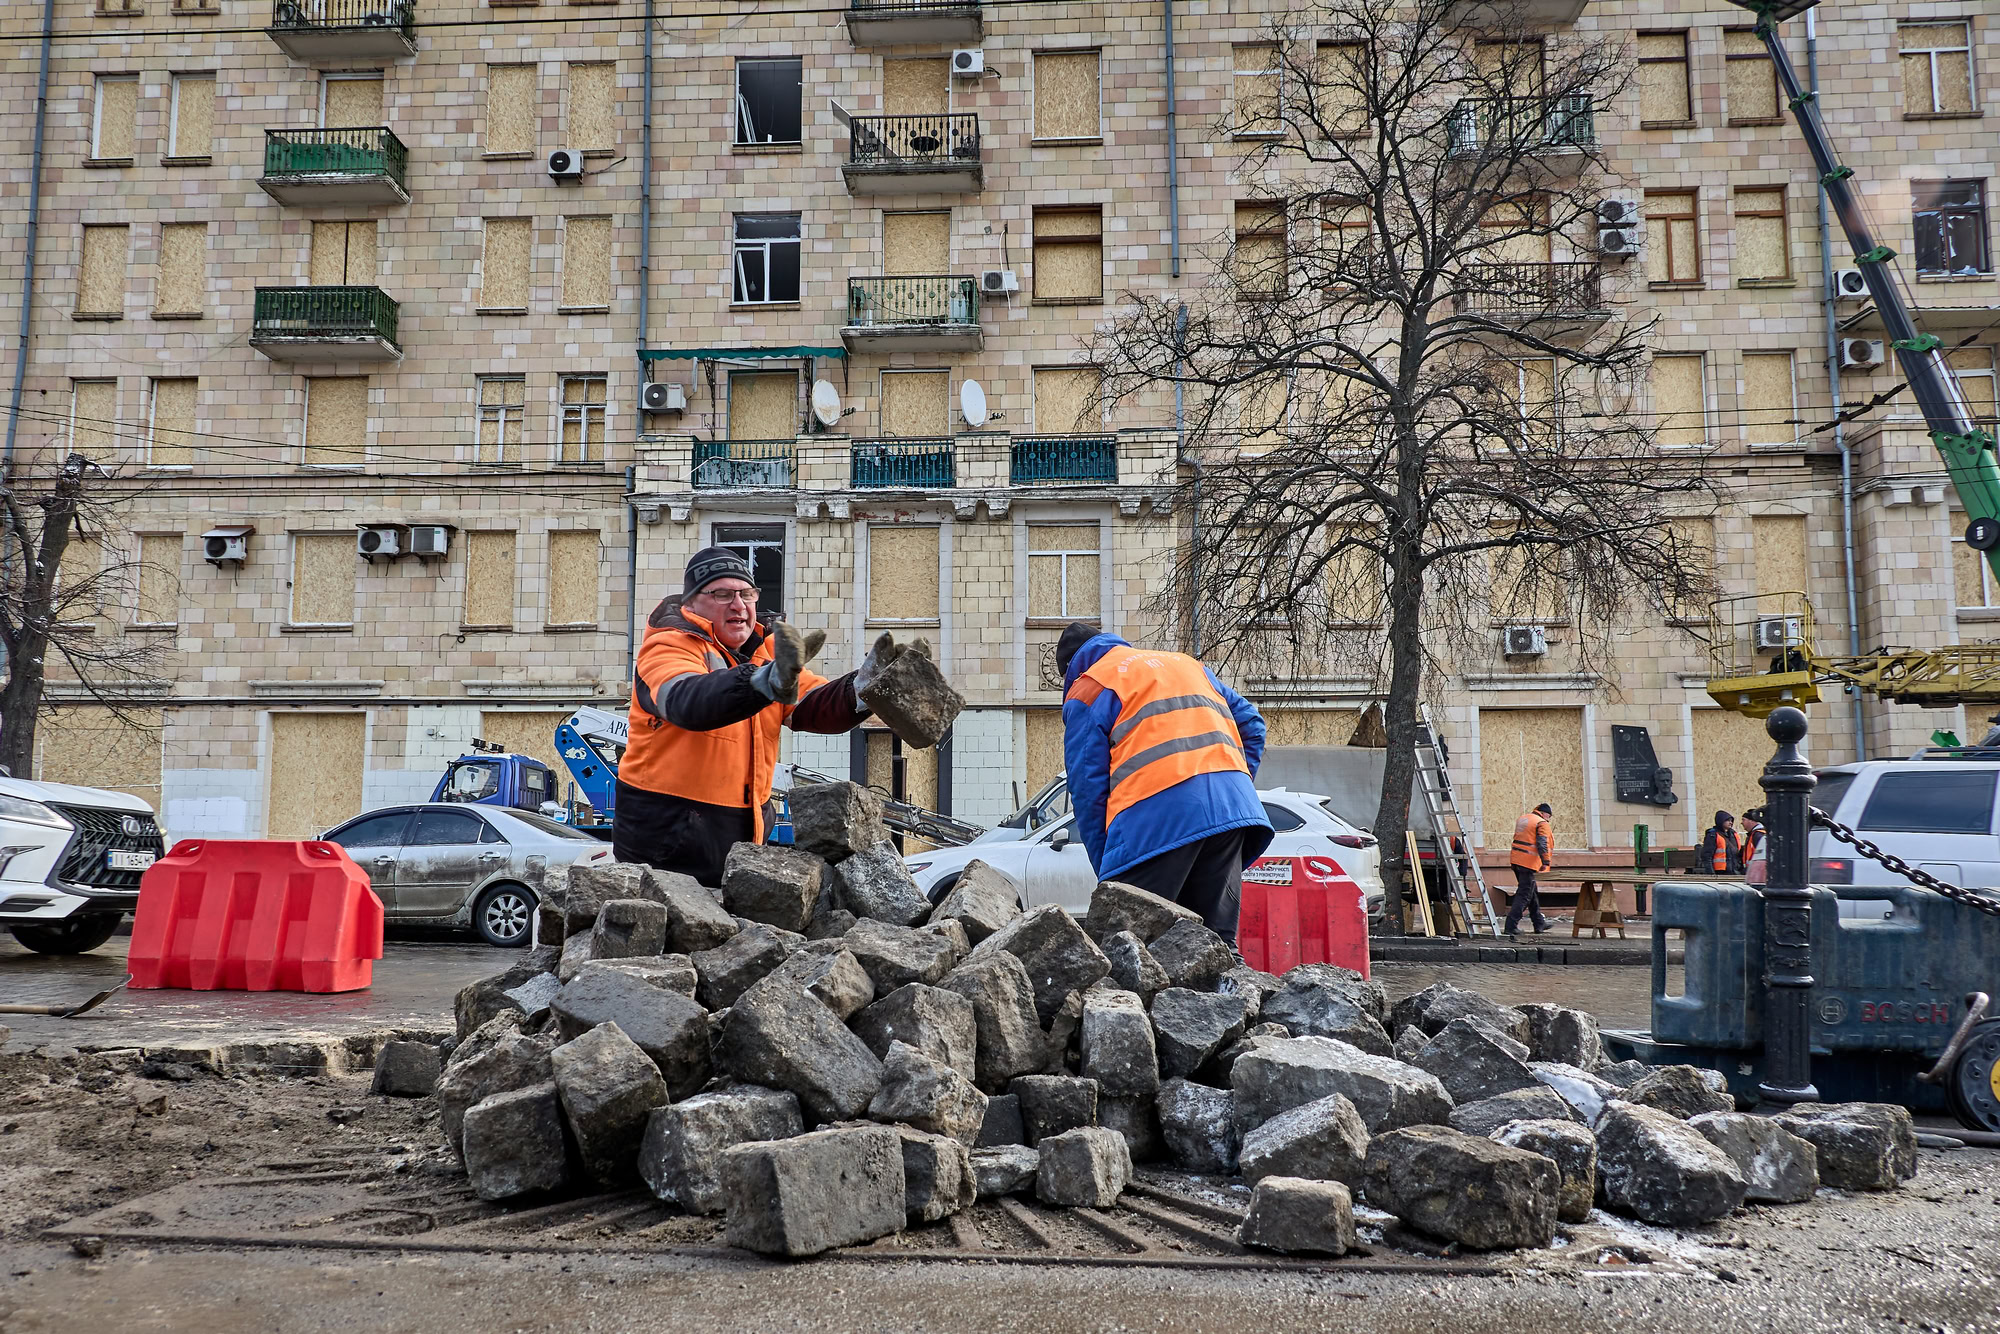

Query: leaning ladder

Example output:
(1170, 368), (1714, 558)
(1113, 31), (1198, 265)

(1412, 709), (1502, 938)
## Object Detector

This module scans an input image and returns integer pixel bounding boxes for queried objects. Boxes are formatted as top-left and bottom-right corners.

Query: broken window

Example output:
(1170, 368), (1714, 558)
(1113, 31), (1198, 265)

(714, 522), (787, 619)
(736, 59), (803, 146)
(733, 213), (801, 304)
(1913, 180), (1989, 276)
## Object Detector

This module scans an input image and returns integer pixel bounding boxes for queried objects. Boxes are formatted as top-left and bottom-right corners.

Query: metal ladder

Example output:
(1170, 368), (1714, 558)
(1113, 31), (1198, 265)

(1412, 710), (1502, 938)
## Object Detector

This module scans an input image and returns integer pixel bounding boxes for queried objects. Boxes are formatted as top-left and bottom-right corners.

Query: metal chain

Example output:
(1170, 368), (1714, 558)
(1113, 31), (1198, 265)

(1807, 808), (2000, 917)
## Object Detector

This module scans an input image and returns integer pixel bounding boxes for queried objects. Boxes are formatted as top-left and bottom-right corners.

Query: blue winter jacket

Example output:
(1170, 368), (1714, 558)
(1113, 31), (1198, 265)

(1061, 632), (1275, 882)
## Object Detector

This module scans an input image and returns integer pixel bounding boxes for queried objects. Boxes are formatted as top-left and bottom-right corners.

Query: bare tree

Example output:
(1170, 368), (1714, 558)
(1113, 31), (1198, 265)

(1, 454), (171, 777)
(1089, 0), (1720, 931)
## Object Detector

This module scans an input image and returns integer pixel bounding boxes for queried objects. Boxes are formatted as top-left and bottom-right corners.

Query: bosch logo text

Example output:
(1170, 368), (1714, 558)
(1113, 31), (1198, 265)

(1857, 1000), (1952, 1024)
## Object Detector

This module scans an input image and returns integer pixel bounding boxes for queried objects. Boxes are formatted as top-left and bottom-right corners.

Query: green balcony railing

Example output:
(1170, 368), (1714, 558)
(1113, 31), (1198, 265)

(271, 0), (414, 34)
(847, 276), (979, 330)
(852, 438), (956, 488)
(263, 127), (408, 188)
(691, 439), (796, 489)
(1010, 434), (1118, 484)
(252, 285), (400, 348)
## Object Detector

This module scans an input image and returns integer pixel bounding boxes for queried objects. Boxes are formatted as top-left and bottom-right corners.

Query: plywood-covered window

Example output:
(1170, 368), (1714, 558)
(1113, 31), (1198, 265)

(478, 713), (576, 797)
(868, 525), (940, 623)
(1033, 367), (1101, 434)
(546, 530), (601, 627)
(1734, 188), (1789, 281)
(70, 379), (117, 455)
(486, 65), (537, 155)
(1652, 354), (1707, 449)
(1645, 190), (1700, 284)
(462, 530), (518, 629)
(321, 72), (384, 128)
(1689, 708), (1774, 827)
(290, 534), (356, 626)
(1665, 516), (1716, 621)
(1478, 707), (1585, 850)
(880, 370), (950, 438)
(1955, 538), (1999, 610)
(1636, 31), (1692, 126)
(1031, 207), (1103, 305)
(1751, 514), (1809, 598)
(1325, 528), (1383, 626)
(1510, 356), (1558, 440)
(147, 377), (196, 468)
(883, 211), (950, 276)
(1950, 346), (1998, 419)
(1263, 709), (1362, 747)
(1033, 50), (1101, 140)
(567, 62), (617, 153)
(168, 74), (214, 158)
(558, 374), (606, 463)
(37, 706), (163, 813)
(1478, 195), (1551, 266)
(77, 224), (129, 318)
(1234, 43), (1282, 136)
(1028, 524), (1101, 620)
(1024, 708), (1064, 790)
(1233, 201), (1288, 300)
(736, 58), (803, 143)
(479, 217), (531, 310)
(883, 58), (949, 117)
(57, 536), (101, 621)
(92, 75), (137, 160)
(560, 215), (611, 308)
(135, 533), (180, 626)
(1237, 372), (1290, 452)
(476, 376), (525, 466)
(1724, 30), (1778, 123)
(304, 376), (368, 468)
(1900, 22), (1974, 117)
(1315, 41), (1368, 136)
(155, 222), (206, 316)
(267, 714), (365, 840)
(310, 220), (376, 285)
(1741, 352), (1797, 447)
(727, 371), (796, 440)
(1488, 527), (1566, 624)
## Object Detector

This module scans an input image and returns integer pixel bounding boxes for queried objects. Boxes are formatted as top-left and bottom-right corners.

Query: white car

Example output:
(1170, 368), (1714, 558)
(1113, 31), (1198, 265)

(0, 772), (165, 955)
(905, 787), (1384, 919)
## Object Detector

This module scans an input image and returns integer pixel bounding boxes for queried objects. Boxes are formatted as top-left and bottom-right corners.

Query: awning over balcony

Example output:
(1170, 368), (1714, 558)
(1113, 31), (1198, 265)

(639, 346), (846, 362)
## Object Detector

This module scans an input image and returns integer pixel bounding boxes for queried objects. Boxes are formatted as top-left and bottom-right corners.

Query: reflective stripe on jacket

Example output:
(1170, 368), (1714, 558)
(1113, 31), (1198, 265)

(1080, 645), (1251, 826)
(1510, 812), (1552, 871)
(1703, 826), (1747, 875)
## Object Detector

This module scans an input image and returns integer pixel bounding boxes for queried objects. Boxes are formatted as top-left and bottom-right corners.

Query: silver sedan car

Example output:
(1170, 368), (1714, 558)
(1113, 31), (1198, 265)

(321, 803), (614, 947)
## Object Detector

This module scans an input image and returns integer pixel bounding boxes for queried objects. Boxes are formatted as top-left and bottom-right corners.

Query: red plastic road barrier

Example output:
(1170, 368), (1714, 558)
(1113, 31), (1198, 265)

(1237, 854), (1369, 979)
(128, 840), (384, 993)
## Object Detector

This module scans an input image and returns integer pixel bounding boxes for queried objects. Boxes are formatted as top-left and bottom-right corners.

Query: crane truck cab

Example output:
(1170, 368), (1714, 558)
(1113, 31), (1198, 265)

(431, 741), (561, 819)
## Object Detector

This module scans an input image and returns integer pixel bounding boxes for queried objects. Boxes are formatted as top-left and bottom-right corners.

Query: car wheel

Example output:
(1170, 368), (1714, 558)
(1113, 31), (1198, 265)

(10, 913), (122, 955)
(923, 873), (961, 907)
(473, 883), (536, 948)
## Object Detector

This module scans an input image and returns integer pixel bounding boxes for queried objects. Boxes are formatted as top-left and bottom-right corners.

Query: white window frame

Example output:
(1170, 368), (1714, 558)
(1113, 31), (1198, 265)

(1952, 346), (1998, 421)
(557, 374), (607, 465)
(320, 71), (386, 128)
(1030, 48), (1104, 143)
(732, 213), (803, 305)
(1026, 526), (1103, 621)
(1742, 352), (1798, 448)
(1900, 20), (1975, 116)
(146, 377), (194, 471)
(1955, 538), (2000, 611)
(92, 74), (137, 160)
(1510, 357), (1559, 439)
(475, 375), (526, 467)
(1233, 43), (1283, 138)
(287, 533), (355, 628)
(167, 73), (211, 159)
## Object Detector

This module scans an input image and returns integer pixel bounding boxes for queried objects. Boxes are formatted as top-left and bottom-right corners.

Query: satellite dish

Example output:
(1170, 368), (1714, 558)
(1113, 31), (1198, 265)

(812, 379), (844, 428)
(960, 379), (989, 428)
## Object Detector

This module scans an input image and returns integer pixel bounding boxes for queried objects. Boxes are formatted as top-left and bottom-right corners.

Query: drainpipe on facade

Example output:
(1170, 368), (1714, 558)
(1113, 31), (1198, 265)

(2, 0), (57, 646)
(1164, 0), (1181, 278)
(625, 466), (639, 689)
(636, 0), (654, 439)
(1807, 8), (1867, 760)
(1174, 303), (1199, 654)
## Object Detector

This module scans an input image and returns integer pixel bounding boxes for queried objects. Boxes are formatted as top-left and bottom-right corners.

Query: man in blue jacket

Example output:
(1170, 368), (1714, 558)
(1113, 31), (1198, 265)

(1057, 622), (1273, 940)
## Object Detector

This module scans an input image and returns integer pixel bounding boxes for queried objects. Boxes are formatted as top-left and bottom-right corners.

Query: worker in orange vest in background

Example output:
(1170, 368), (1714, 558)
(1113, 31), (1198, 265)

(1505, 802), (1554, 937)
(1741, 814), (1765, 865)
(1700, 810), (1749, 876)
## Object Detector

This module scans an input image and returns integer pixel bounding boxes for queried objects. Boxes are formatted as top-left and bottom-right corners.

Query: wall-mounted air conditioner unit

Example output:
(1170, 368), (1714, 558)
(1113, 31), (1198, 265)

(1597, 226), (1639, 259)
(1596, 199), (1639, 227)
(1838, 338), (1885, 371)
(547, 148), (584, 181)
(642, 382), (686, 412)
(356, 524), (405, 560)
(980, 269), (1020, 296)
(1832, 268), (1869, 300)
(408, 525), (451, 558)
(1753, 616), (1802, 651)
(952, 49), (985, 76)
(202, 526), (252, 567)
(1502, 625), (1548, 657)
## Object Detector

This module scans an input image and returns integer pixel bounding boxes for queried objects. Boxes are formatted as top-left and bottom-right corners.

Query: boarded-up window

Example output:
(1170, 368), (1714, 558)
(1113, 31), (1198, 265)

(57, 537), (102, 620)
(1034, 367), (1101, 434)
(1473, 40), (1545, 98)
(1238, 372), (1290, 451)
(1478, 196), (1550, 266)
(1034, 50), (1100, 139)
(1511, 356), (1558, 438)
(322, 73), (384, 128)
(1724, 30), (1778, 122)
(1955, 540), (1996, 609)
(1900, 22), (1974, 117)
(1489, 529), (1566, 623)
(155, 222), (206, 316)
(1950, 346), (1998, 418)
(1690, 709), (1773, 827)
(1234, 43), (1281, 135)
(70, 379), (118, 454)
(1653, 354), (1706, 449)
(1263, 709), (1361, 747)
(310, 220), (376, 285)
(1666, 516), (1716, 621)
(883, 58), (949, 117)
(558, 375), (607, 463)
(1024, 709), (1064, 789)
(883, 211), (950, 276)
(1316, 41), (1368, 136)
(463, 530), (518, 628)
(37, 707), (163, 812)
(1752, 514), (1808, 597)
(136, 533), (180, 624)
(148, 377), (196, 467)
(1028, 524), (1100, 620)
(290, 534), (356, 625)
(1234, 202), (1287, 299)
(1645, 190), (1699, 284)
(479, 217), (531, 309)
(486, 65), (537, 154)
(728, 372), (795, 440)
(880, 370), (949, 437)
(1032, 207), (1103, 304)
(267, 713), (365, 839)
(1734, 188), (1789, 281)
(561, 216), (611, 308)
(1742, 352), (1796, 446)
(864, 731), (938, 847)
(547, 530), (600, 626)
(169, 74), (214, 157)
(92, 75), (137, 159)
(1325, 528), (1383, 625)
(568, 62), (616, 152)
(868, 526), (940, 621)
(478, 712), (574, 796)
(1478, 707), (1585, 850)
(304, 376), (368, 467)
(476, 376), (525, 466)
(77, 224), (128, 317)
(1637, 32), (1691, 125)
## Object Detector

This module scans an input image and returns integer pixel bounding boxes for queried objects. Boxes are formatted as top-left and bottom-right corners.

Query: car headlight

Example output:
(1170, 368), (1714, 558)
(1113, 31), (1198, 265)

(0, 793), (71, 829)
(905, 861), (932, 874)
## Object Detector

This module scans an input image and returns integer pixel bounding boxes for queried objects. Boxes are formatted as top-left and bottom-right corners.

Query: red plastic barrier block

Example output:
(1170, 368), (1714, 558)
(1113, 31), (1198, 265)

(128, 840), (384, 993)
(1238, 855), (1369, 980)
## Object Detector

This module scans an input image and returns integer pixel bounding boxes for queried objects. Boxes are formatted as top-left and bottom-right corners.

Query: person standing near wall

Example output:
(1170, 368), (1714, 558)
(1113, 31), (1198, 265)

(1505, 801), (1554, 936)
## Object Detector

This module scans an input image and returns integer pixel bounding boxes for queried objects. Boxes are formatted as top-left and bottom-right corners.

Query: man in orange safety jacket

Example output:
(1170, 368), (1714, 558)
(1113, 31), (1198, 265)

(1504, 802), (1554, 936)
(1700, 810), (1748, 876)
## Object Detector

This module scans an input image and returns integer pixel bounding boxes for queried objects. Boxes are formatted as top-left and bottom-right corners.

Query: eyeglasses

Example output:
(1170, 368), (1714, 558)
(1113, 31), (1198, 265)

(697, 587), (759, 606)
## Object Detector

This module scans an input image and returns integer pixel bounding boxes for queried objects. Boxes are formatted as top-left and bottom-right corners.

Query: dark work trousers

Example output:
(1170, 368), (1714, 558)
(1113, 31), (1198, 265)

(1504, 865), (1550, 933)
(1117, 829), (1248, 943)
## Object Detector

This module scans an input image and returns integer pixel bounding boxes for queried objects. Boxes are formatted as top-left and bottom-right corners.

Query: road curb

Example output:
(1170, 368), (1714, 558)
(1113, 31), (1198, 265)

(13, 1026), (451, 1077)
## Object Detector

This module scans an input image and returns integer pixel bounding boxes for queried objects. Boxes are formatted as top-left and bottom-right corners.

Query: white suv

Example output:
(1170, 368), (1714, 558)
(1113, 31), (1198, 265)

(0, 772), (164, 954)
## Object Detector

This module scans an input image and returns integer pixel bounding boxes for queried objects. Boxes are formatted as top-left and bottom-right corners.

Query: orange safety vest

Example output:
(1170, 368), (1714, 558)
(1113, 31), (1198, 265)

(1075, 645), (1249, 826)
(1711, 828), (1746, 873)
(1510, 812), (1551, 871)
(620, 601), (830, 840)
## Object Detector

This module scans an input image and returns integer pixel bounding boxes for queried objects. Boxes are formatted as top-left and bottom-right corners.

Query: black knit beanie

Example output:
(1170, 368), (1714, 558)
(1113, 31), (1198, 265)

(683, 546), (753, 597)
(1055, 621), (1100, 676)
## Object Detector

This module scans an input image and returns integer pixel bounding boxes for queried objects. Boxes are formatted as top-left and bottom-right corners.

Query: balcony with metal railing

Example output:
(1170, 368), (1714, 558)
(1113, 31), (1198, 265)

(1446, 94), (1596, 158)
(691, 439), (796, 490)
(1454, 261), (1609, 331)
(845, 0), (980, 46)
(1010, 435), (1119, 485)
(843, 113), (982, 195)
(851, 438), (957, 489)
(250, 286), (401, 361)
(258, 128), (410, 206)
(843, 276), (983, 352)
(1445, 0), (1589, 27)
(267, 0), (417, 62)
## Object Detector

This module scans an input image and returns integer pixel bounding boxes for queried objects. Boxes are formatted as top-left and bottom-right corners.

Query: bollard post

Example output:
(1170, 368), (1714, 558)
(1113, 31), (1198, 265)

(1756, 706), (1819, 1106)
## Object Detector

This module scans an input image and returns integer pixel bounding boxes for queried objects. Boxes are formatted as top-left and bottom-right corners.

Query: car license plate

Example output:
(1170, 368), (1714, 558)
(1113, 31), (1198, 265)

(108, 850), (155, 871)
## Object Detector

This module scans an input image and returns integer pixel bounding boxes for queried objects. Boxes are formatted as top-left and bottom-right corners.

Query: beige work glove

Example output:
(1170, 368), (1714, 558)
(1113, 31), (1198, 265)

(752, 622), (826, 705)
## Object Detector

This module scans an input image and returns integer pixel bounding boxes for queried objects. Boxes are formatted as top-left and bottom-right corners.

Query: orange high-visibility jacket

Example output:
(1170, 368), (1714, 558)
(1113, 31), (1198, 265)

(1510, 811), (1552, 872)
(1076, 644), (1252, 826)
(1710, 828), (1746, 873)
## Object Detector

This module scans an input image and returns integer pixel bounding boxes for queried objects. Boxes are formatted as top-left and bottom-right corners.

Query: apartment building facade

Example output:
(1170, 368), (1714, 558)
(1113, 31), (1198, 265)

(2, 0), (1995, 855)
